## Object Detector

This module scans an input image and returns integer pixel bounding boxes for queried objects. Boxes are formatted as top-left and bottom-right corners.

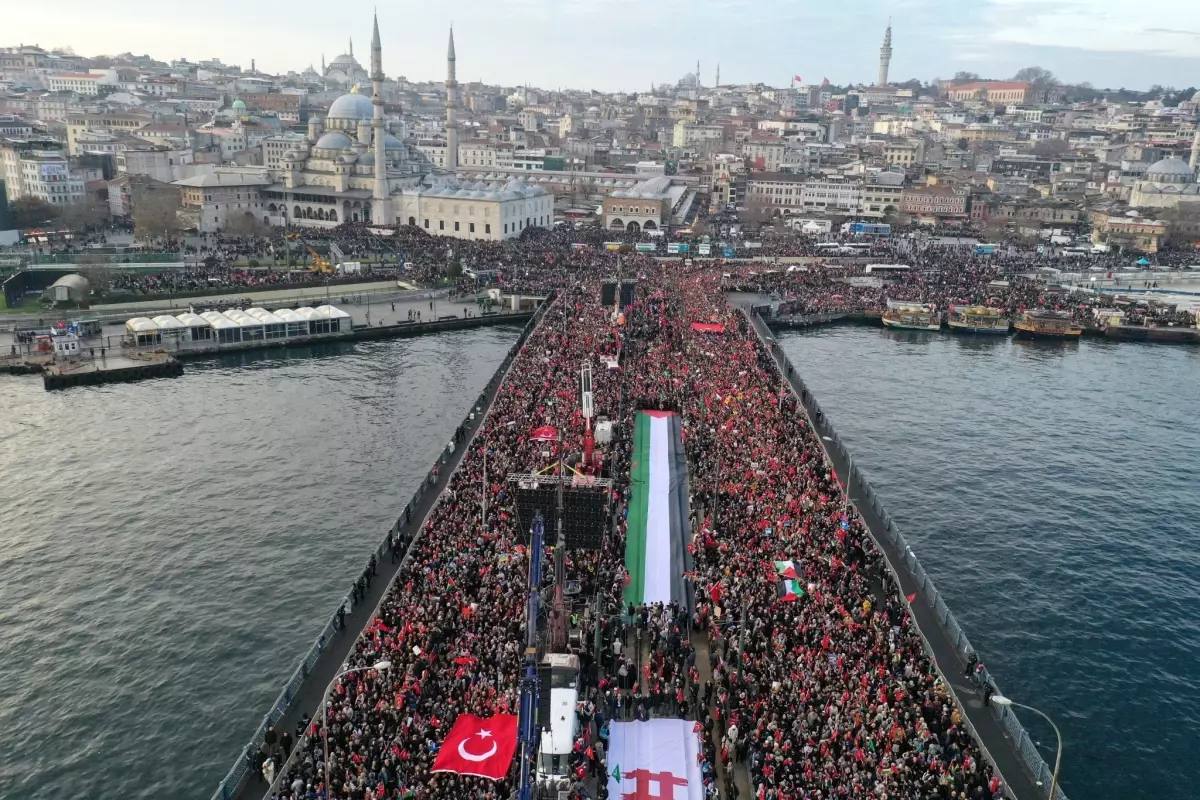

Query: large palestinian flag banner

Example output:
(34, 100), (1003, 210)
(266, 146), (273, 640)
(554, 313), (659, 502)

(623, 411), (692, 607)
(607, 719), (704, 800)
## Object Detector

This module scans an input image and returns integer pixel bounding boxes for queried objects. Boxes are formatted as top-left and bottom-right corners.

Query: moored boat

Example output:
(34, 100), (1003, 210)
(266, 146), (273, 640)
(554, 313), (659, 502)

(1013, 309), (1083, 340)
(947, 305), (1011, 335)
(881, 300), (941, 331)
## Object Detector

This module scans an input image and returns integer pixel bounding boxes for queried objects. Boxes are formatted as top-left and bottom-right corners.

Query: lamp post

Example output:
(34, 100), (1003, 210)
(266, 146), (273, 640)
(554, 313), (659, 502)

(322, 660), (391, 799)
(990, 695), (1063, 800)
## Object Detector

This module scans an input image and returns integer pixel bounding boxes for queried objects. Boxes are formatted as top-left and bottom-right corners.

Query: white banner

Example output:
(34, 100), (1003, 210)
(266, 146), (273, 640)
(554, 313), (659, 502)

(607, 719), (703, 800)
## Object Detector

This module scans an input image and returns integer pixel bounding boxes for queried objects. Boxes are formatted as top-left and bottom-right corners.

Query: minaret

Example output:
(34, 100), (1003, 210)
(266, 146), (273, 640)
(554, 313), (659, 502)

(370, 13), (391, 222)
(716, 63), (720, 88)
(349, 38), (354, 58)
(1190, 126), (1200, 170)
(878, 20), (892, 87)
(696, 59), (701, 88)
(445, 26), (459, 172)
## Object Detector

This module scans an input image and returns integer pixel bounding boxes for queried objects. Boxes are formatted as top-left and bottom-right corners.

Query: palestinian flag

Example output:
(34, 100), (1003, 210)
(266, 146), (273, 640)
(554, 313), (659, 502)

(624, 411), (692, 607)
(777, 579), (804, 602)
(774, 560), (798, 579)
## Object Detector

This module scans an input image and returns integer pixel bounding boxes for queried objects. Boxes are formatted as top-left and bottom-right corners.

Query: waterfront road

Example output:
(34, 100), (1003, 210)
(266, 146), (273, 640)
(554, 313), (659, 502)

(746, 309), (1049, 800)
(224, 316), (523, 800)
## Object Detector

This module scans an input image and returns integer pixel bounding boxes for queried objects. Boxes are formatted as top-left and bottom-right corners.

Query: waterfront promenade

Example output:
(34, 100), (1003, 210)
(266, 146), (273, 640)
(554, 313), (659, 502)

(744, 304), (1060, 800)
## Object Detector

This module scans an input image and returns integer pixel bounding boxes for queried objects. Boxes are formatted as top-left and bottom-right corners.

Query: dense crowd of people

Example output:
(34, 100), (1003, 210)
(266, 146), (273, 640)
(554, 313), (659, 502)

(257, 251), (1021, 800)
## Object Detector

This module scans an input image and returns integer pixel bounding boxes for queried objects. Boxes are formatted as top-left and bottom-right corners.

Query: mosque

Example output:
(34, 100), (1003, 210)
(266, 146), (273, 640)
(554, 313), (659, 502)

(322, 40), (370, 90)
(261, 15), (552, 241)
(1128, 152), (1200, 211)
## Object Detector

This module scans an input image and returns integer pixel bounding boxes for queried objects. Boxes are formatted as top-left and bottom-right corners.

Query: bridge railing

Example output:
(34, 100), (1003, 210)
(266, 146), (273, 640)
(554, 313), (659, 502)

(743, 307), (1066, 800)
(209, 294), (555, 800)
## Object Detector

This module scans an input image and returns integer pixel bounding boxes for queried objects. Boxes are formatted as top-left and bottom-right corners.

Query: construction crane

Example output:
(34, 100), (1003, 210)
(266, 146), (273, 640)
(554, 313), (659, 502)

(305, 246), (333, 274)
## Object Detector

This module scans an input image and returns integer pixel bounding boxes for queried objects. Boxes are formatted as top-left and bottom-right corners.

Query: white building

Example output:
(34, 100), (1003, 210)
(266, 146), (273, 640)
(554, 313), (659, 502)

(175, 171), (272, 233)
(1128, 156), (1200, 210)
(47, 72), (102, 95)
(398, 177), (553, 241)
(262, 132), (309, 170)
(1, 147), (85, 205)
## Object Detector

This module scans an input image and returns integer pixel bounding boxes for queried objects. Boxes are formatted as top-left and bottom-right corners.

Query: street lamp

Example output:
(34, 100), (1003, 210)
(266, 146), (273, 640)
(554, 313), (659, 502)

(991, 695), (1063, 800)
(322, 660), (392, 799)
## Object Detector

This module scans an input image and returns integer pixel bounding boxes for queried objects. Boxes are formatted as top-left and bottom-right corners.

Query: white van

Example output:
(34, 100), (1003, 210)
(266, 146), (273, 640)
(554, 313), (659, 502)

(536, 653), (581, 784)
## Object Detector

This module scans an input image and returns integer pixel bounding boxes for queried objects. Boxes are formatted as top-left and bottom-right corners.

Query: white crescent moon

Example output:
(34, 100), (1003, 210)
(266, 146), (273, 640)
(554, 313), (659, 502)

(458, 737), (498, 762)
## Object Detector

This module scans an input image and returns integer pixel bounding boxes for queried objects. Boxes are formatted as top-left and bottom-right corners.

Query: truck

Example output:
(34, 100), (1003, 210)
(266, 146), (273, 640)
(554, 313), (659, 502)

(536, 653), (581, 785)
(336, 262), (363, 275)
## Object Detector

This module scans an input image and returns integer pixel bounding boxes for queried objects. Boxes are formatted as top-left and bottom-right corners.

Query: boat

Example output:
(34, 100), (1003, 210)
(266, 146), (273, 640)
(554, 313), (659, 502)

(881, 300), (942, 331)
(1013, 309), (1083, 340)
(947, 305), (1011, 335)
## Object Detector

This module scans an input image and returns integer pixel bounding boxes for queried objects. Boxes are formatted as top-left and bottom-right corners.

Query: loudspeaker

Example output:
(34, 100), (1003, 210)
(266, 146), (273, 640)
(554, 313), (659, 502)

(601, 281), (617, 306)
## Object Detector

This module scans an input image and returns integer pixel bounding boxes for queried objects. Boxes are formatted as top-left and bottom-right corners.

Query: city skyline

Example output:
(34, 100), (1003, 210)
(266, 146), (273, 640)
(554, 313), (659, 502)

(9, 0), (1200, 93)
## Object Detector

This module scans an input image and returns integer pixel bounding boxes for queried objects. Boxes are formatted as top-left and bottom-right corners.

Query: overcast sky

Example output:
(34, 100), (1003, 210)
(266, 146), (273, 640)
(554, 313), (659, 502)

(11, 0), (1200, 92)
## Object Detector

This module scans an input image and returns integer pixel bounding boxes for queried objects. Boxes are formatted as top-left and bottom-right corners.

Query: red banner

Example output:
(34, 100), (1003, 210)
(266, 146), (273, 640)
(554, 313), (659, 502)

(432, 713), (518, 780)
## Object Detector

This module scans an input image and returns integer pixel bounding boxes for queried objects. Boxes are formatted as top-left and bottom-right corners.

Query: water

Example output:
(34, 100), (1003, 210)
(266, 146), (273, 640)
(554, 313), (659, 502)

(0, 328), (521, 800)
(778, 326), (1200, 800)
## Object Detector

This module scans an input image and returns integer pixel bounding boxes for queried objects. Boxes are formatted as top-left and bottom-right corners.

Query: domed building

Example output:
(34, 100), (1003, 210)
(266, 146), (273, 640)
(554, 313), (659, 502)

(260, 16), (554, 241)
(323, 40), (369, 90)
(1129, 156), (1200, 210)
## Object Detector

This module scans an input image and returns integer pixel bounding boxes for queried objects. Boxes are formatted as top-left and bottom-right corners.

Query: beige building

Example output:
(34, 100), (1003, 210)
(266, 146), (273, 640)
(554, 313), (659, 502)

(47, 72), (102, 95)
(862, 172), (905, 217)
(67, 111), (148, 155)
(672, 121), (724, 148)
(883, 140), (923, 168)
(947, 81), (1035, 104)
(1092, 215), (1167, 253)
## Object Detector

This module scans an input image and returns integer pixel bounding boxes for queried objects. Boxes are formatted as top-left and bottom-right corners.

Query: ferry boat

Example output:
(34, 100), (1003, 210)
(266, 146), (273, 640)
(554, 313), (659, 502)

(947, 305), (1011, 335)
(881, 300), (941, 331)
(1013, 309), (1083, 340)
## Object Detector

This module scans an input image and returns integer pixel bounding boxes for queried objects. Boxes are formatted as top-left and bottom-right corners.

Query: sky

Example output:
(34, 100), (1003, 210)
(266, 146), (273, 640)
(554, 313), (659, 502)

(10, 0), (1200, 93)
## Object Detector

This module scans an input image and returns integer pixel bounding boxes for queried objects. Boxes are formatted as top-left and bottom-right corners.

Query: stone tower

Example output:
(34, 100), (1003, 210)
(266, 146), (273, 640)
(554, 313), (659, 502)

(370, 13), (391, 222)
(878, 21), (893, 87)
(445, 27), (459, 172)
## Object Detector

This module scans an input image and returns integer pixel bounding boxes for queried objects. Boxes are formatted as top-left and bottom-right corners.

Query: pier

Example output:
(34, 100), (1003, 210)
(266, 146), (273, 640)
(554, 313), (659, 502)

(745, 306), (1067, 800)
(209, 297), (553, 800)
(2, 309), (534, 390)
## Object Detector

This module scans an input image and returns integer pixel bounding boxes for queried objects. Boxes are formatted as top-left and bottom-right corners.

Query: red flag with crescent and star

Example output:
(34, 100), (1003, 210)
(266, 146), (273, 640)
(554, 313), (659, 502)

(432, 713), (519, 780)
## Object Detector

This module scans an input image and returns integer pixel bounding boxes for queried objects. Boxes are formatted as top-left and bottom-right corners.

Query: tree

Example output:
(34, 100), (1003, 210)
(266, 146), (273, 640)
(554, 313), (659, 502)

(225, 211), (270, 238)
(1013, 66), (1057, 86)
(133, 201), (180, 240)
(8, 198), (59, 229)
(953, 71), (980, 83)
(58, 198), (108, 232)
(1032, 139), (1069, 157)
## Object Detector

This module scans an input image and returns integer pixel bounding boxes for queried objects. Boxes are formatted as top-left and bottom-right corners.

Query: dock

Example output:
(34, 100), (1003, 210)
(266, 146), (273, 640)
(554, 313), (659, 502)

(42, 351), (183, 390)
(2, 310), (534, 391)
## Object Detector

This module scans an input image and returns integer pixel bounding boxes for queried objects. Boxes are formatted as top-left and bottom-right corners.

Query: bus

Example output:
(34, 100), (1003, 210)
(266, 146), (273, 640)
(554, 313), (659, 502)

(536, 653), (581, 784)
(839, 243), (872, 254)
(864, 264), (911, 274)
(814, 242), (842, 252)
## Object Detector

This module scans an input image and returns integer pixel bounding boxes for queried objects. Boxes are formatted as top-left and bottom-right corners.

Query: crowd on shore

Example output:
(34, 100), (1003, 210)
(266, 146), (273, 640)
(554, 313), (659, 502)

(258, 257), (1010, 800)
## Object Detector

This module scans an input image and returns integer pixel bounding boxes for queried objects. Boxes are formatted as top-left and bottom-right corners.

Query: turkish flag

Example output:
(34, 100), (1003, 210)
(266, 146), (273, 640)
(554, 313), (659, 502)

(432, 713), (518, 780)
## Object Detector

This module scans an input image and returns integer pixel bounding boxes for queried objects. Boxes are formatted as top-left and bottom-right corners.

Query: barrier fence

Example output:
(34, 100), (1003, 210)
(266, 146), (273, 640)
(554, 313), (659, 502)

(209, 294), (554, 800)
(744, 307), (1066, 800)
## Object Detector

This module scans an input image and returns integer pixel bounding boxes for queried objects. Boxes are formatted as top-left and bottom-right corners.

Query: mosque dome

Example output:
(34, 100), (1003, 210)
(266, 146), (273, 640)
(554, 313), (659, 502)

(1146, 156), (1194, 183)
(327, 89), (374, 120)
(231, 99), (247, 111)
(383, 133), (404, 150)
(315, 131), (353, 150)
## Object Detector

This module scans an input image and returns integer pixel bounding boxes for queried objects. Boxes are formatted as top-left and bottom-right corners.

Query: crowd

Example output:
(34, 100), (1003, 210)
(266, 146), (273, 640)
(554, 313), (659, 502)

(256, 250), (1018, 800)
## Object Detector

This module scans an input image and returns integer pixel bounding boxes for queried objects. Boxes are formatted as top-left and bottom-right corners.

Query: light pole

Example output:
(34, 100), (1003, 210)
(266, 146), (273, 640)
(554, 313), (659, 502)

(821, 435), (851, 513)
(991, 695), (1063, 800)
(322, 660), (391, 799)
